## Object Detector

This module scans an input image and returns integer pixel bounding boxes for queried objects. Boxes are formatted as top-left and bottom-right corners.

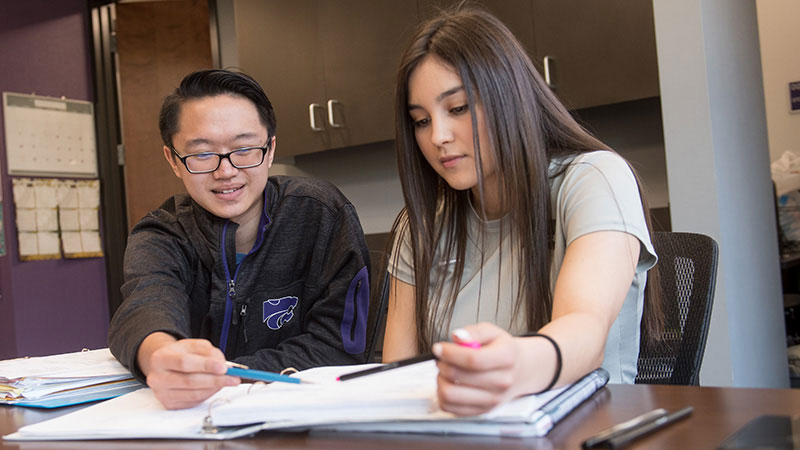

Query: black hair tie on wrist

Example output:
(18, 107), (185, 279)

(524, 332), (562, 394)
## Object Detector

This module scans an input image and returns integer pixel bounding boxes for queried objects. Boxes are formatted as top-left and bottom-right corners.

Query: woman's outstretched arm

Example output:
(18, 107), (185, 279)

(433, 230), (640, 416)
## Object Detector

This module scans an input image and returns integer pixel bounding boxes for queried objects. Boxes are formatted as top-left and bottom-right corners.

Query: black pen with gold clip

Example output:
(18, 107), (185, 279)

(583, 406), (693, 449)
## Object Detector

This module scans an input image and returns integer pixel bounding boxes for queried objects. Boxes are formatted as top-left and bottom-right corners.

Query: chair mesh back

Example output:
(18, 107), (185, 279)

(635, 232), (719, 385)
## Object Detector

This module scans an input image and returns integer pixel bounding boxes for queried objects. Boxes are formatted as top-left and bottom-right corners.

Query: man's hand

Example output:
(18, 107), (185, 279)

(137, 332), (239, 409)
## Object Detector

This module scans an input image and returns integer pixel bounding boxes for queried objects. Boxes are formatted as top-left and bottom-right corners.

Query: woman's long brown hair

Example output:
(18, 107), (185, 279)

(389, 5), (663, 352)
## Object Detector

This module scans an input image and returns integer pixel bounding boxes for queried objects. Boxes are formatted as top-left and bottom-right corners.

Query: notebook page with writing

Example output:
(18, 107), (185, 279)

(5, 362), (606, 440)
(210, 360), (441, 426)
(311, 370), (606, 438)
(211, 359), (581, 435)
(6, 363), (429, 441)
(5, 384), (261, 440)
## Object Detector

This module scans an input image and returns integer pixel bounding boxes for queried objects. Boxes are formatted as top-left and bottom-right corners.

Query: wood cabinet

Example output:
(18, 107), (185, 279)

(419, 0), (659, 111)
(530, 0), (660, 110)
(418, 0), (536, 56)
(233, 0), (418, 158)
(231, 0), (658, 157)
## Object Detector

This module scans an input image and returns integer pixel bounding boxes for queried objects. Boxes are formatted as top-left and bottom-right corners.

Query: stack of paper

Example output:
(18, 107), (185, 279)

(4, 360), (608, 440)
(0, 348), (143, 408)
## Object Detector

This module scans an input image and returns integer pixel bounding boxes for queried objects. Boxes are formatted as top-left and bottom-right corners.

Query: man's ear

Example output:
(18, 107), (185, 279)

(163, 145), (182, 178)
(266, 136), (276, 168)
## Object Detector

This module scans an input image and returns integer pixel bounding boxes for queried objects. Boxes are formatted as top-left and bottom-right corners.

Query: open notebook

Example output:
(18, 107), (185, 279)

(4, 360), (608, 441)
(0, 348), (143, 408)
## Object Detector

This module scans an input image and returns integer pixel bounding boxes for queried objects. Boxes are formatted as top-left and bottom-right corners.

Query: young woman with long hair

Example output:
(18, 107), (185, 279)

(382, 5), (663, 416)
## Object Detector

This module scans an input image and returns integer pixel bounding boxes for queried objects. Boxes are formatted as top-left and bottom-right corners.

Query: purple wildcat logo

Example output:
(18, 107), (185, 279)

(262, 296), (298, 330)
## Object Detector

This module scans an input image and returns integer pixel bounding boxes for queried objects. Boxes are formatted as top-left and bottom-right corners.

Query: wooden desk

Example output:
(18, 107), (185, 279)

(2, 384), (799, 449)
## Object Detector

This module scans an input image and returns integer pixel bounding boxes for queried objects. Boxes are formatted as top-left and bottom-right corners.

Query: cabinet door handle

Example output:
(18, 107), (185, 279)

(309, 103), (324, 131)
(543, 55), (556, 88)
(327, 99), (343, 128)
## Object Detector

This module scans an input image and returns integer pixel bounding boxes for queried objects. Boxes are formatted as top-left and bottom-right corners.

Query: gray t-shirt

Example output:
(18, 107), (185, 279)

(389, 151), (657, 384)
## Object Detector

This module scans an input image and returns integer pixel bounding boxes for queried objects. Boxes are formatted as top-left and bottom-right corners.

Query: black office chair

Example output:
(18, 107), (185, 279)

(635, 231), (719, 385)
(365, 250), (391, 363)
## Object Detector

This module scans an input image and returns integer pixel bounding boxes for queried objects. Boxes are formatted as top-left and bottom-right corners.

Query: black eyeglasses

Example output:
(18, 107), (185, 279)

(170, 138), (272, 174)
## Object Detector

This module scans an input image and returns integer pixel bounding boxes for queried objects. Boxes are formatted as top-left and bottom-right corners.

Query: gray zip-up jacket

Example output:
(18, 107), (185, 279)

(109, 176), (371, 382)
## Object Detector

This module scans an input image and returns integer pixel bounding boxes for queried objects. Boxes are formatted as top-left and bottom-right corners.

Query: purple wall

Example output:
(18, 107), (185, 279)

(0, 1), (110, 359)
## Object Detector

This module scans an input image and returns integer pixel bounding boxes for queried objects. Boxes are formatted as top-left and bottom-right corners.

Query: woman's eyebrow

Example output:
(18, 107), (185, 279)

(408, 85), (465, 110)
(435, 86), (464, 102)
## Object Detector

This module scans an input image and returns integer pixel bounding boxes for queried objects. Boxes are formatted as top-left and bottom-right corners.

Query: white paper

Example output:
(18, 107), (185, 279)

(0, 348), (134, 400)
(7, 385), (259, 440)
(0, 348), (130, 380)
(35, 208), (58, 231)
(17, 232), (37, 255)
(61, 231), (82, 253)
(57, 182), (79, 208)
(37, 231), (60, 255)
(4, 361), (596, 441)
(211, 361), (440, 427)
(59, 208), (80, 231)
(76, 181), (99, 208)
(78, 208), (98, 230)
(33, 181), (58, 208)
(80, 231), (102, 253)
(12, 179), (36, 208)
(15, 208), (37, 232)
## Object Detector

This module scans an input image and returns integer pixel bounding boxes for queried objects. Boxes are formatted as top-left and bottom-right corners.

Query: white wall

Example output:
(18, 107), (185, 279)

(653, 0), (788, 388)
(756, 0), (800, 163)
(272, 140), (405, 235)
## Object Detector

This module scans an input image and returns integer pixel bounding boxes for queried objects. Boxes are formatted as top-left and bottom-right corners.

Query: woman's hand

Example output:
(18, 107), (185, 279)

(432, 323), (526, 416)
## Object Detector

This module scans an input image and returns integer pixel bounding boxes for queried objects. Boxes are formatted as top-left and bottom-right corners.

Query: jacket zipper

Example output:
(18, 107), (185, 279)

(230, 298), (248, 343)
(350, 279), (362, 340)
(239, 304), (248, 343)
(228, 280), (237, 323)
(221, 204), (270, 354)
(228, 279), (237, 301)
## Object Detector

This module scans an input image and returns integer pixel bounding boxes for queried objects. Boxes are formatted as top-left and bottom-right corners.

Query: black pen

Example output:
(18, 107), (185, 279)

(337, 353), (434, 381)
(594, 406), (694, 449)
(338, 340), (482, 382)
(582, 408), (668, 448)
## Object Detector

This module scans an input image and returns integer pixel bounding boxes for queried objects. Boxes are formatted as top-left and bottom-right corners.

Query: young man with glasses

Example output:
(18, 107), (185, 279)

(108, 69), (371, 409)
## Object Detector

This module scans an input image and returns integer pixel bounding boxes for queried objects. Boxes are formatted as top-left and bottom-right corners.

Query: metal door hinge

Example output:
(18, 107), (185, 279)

(117, 144), (125, 166)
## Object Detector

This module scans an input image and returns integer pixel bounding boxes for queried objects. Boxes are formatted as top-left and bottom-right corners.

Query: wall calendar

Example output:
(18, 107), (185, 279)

(2, 92), (98, 178)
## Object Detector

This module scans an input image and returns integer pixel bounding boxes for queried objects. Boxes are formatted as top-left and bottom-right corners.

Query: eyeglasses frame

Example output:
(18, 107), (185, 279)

(169, 136), (274, 174)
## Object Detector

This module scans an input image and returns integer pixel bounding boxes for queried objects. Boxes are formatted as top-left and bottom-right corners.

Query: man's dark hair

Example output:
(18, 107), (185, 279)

(158, 69), (277, 148)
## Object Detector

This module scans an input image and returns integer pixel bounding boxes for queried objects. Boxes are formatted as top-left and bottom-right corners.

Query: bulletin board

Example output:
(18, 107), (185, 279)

(11, 177), (103, 260)
(2, 92), (98, 178)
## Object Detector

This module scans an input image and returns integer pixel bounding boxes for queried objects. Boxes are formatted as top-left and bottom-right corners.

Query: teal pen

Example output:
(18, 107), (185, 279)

(225, 363), (311, 384)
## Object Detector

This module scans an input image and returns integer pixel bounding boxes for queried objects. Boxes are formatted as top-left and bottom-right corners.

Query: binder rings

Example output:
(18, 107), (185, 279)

(4, 360), (608, 441)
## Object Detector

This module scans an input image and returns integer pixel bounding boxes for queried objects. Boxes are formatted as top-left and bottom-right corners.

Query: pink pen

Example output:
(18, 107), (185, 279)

(458, 340), (481, 349)
(453, 329), (481, 349)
